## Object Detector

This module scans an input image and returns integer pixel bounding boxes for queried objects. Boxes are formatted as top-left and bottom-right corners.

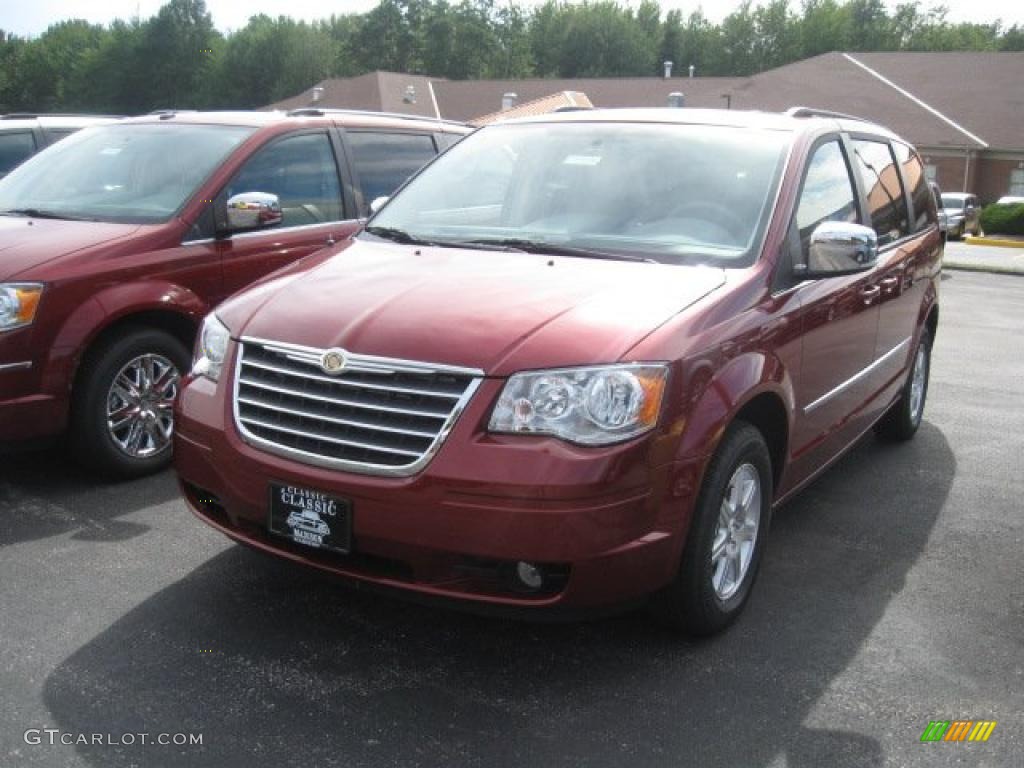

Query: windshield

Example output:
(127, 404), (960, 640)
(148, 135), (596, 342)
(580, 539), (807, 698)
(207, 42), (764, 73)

(0, 123), (255, 224)
(941, 195), (964, 210)
(366, 121), (790, 267)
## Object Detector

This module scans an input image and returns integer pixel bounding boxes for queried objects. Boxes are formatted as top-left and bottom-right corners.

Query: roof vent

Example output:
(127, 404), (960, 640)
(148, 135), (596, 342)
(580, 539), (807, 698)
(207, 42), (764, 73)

(501, 92), (518, 111)
(663, 60), (673, 79)
(403, 85), (417, 104)
(667, 92), (685, 108)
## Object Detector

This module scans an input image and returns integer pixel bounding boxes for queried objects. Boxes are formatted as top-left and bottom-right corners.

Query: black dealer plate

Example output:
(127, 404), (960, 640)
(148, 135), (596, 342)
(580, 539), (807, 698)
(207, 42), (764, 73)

(268, 483), (352, 554)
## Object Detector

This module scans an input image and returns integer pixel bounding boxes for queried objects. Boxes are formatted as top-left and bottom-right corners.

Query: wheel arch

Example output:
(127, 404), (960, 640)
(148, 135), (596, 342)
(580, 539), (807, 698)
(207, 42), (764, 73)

(675, 351), (795, 496)
(55, 282), (207, 393)
(924, 303), (939, 347)
(732, 392), (789, 493)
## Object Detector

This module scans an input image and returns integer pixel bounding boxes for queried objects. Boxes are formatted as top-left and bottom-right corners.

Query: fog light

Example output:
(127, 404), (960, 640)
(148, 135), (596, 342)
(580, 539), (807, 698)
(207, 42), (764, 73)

(515, 561), (544, 590)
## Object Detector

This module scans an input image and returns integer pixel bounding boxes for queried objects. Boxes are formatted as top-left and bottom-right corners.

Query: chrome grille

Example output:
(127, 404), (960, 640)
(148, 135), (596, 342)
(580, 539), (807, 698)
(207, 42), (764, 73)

(233, 338), (482, 476)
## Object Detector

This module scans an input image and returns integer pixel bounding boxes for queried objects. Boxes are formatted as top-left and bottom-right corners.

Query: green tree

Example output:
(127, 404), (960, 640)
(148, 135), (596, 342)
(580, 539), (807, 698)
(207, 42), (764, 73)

(799, 0), (851, 57)
(719, 2), (758, 76)
(136, 0), (221, 110)
(753, 0), (800, 70)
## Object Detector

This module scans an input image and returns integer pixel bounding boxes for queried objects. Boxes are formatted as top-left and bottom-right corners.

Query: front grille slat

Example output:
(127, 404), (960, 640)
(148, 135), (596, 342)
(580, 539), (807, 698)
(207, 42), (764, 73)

(239, 376), (453, 419)
(240, 416), (424, 458)
(236, 395), (439, 439)
(233, 338), (482, 476)
(241, 357), (465, 400)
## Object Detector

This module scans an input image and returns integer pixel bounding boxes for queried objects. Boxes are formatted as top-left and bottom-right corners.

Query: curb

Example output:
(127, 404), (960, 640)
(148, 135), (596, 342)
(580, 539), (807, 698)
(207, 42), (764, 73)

(964, 235), (1024, 249)
(943, 261), (1024, 277)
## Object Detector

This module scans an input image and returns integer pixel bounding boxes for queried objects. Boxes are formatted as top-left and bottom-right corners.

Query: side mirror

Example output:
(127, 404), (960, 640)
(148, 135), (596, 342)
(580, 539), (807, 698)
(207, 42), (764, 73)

(797, 221), (878, 278)
(369, 196), (389, 215)
(225, 192), (282, 232)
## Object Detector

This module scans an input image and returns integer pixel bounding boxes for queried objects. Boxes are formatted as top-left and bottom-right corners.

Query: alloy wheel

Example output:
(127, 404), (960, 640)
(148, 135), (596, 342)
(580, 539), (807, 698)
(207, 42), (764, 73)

(711, 462), (762, 600)
(908, 343), (928, 424)
(106, 353), (180, 458)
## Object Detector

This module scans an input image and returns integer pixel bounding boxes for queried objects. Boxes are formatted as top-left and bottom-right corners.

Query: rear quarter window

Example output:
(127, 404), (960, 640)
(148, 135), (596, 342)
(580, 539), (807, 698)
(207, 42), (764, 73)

(893, 142), (935, 232)
(0, 132), (37, 175)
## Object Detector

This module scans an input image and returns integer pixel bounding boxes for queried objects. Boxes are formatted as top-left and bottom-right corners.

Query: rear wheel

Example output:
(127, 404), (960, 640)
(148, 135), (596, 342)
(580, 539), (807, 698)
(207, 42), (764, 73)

(71, 327), (189, 478)
(875, 328), (931, 442)
(657, 422), (773, 636)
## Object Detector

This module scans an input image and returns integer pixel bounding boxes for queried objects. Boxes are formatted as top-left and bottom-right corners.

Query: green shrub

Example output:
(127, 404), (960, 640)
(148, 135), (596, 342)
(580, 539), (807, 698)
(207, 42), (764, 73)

(979, 203), (1024, 236)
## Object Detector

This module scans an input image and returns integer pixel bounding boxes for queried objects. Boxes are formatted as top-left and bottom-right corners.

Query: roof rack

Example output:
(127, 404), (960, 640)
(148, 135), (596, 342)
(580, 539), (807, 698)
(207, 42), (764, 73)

(786, 106), (870, 123)
(1, 112), (120, 120)
(285, 107), (466, 128)
(148, 109), (197, 119)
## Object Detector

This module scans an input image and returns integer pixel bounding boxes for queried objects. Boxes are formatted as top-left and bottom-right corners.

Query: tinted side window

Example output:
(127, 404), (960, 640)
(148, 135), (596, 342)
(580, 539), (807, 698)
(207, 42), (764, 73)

(893, 142), (934, 232)
(0, 132), (37, 175)
(851, 139), (909, 245)
(347, 132), (436, 211)
(795, 140), (859, 261)
(436, 132), (465, 151)
(43, 129), (77, 144)
(225, 132), (343, 228)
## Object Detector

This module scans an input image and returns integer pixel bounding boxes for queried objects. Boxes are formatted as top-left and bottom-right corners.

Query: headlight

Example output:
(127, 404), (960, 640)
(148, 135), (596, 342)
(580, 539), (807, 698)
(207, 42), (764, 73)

(192, 313), (231, 381)
(488, 364), (668, 446)
(0, 283), (44, 332)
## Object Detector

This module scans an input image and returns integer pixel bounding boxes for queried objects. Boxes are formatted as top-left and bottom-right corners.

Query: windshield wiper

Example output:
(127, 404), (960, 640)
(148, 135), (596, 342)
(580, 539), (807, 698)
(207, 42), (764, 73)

(462, 238), (656, 263)
(363, 226), (528, 253)
(0, 208), (97, 221)
(363, 225), (441, 246)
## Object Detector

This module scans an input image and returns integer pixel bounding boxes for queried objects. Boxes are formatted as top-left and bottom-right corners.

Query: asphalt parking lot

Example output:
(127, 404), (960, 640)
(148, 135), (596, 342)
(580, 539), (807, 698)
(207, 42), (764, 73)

(1, 269), (1021, 768)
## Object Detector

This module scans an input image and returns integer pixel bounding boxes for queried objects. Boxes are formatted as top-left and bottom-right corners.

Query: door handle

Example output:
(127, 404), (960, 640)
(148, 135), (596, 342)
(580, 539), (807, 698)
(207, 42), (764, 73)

(860, 285), (881, 305)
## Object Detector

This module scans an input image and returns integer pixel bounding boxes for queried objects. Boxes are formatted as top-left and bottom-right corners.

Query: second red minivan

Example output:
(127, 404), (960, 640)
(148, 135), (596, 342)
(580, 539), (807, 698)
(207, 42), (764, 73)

(0, 109), (468, 476)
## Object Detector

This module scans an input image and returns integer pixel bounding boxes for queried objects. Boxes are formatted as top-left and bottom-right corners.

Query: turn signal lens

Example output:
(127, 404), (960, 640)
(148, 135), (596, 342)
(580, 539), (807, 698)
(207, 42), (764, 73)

(0, 283), (44, 331)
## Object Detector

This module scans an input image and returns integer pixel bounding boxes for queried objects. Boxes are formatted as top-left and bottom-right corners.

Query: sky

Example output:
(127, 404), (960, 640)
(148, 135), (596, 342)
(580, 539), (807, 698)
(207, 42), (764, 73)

(2, 0), (1022, 37)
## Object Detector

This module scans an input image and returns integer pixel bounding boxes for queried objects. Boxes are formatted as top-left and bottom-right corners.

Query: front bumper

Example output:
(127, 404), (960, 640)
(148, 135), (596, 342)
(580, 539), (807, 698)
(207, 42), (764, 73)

(174, 373), (705, 611)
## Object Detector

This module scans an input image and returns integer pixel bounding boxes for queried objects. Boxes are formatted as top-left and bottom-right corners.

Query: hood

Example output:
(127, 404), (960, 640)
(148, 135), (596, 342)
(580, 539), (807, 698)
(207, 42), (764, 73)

(223, 239), (725, 375)
(0, 216), (141, 280)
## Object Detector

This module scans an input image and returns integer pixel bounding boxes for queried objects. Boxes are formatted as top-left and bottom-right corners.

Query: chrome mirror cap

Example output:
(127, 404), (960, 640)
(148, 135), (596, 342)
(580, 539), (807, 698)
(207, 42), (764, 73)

(225, 192), (282, 232)
(800, 221), (878, 277)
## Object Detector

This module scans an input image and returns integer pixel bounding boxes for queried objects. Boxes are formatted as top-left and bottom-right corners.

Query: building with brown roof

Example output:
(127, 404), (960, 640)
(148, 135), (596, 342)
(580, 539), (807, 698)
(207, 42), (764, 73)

(266, 51), (1024, 203)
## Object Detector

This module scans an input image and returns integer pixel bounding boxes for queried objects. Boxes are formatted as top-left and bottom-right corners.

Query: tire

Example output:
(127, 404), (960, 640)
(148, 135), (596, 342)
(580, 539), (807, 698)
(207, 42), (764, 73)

(656, 421), (773, 636)
(71, 327), (190, 479)
(875, 328), (931, 442)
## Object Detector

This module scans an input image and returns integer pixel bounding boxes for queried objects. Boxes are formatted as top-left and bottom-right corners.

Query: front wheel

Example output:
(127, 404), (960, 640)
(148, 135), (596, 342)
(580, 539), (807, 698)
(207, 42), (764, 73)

(656, 422), (773, 636)
(71, 327), (190, 479)
(875, 328), (931, 442)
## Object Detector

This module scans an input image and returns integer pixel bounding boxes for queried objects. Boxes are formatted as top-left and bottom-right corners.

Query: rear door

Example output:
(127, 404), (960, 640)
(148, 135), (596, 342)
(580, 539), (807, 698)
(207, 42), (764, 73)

(342, 130), (439, 217)
(212, 130), (360, 298)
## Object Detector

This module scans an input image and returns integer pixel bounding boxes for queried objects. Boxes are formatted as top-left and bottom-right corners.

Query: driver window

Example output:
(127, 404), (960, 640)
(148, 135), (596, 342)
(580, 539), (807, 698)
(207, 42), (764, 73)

(224, 133), (344, 228)
(794, 140), (858, 262)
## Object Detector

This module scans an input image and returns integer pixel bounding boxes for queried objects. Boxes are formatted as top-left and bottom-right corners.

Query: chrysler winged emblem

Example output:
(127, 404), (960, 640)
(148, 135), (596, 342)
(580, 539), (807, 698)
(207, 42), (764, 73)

(320, 349), (348, 375)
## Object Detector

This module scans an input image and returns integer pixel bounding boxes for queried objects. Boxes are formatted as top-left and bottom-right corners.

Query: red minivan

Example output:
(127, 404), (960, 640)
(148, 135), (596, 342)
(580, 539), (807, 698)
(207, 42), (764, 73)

(0, 109), (468, 476)
(174, 108), (942, 634)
